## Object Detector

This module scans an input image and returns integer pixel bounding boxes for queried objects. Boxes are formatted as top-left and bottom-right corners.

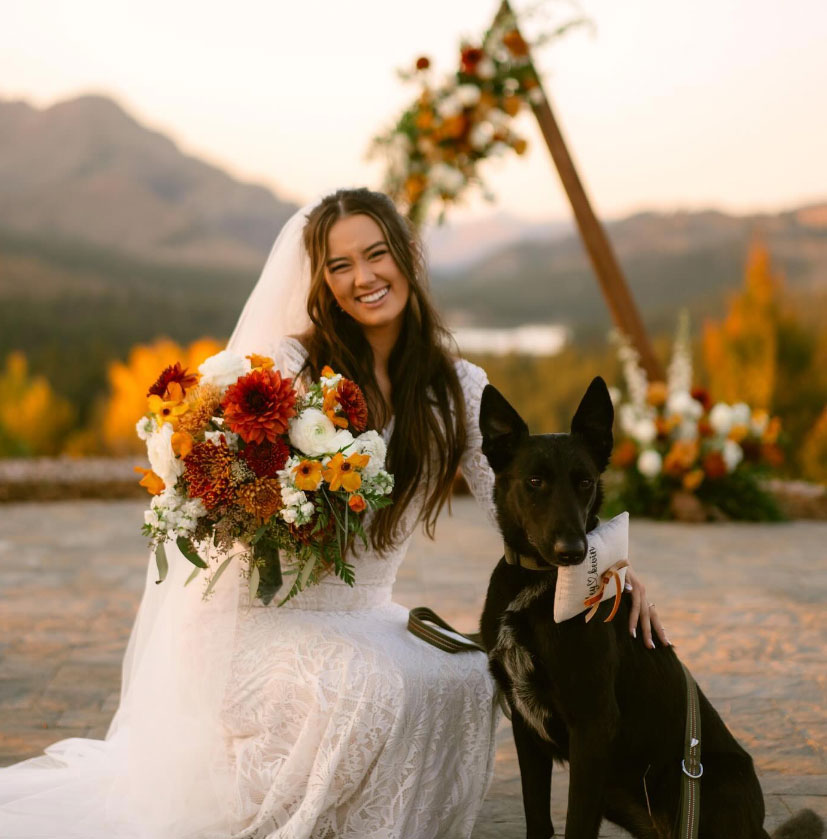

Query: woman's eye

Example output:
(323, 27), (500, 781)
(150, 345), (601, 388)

(369, 250), (387, 260)
(527, 476), (543, 489)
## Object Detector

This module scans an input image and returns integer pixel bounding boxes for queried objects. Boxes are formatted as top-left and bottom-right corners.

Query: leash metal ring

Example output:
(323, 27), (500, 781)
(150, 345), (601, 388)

(681, 759), (703, 779)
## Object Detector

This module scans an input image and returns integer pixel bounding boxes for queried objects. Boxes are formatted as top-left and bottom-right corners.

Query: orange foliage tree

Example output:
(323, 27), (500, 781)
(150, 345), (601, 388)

(702, 240), (781, 410)
(0, 352), (75, 456)
(100, 337), (223, 455)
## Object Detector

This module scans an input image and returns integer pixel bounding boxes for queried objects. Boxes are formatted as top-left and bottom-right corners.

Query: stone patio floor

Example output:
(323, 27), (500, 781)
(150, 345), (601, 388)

(1, 499), (825, 836)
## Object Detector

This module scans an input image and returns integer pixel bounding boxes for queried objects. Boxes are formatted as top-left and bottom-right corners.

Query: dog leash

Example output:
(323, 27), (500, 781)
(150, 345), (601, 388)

(678, 661), (703, 839)
(407, 607), (486, 653)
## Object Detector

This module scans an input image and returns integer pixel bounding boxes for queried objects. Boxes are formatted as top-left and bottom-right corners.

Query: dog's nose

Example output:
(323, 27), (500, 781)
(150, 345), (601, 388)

(553, 538), (586, 565)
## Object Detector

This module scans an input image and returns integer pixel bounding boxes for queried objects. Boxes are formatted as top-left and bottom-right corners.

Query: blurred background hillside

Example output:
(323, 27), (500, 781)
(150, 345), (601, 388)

(1, 0), (826, 485)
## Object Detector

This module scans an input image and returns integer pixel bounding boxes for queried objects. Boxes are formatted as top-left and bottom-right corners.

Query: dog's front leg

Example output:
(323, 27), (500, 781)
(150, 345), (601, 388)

(512, 710), (555, 839)
(563, 721), (616, 839)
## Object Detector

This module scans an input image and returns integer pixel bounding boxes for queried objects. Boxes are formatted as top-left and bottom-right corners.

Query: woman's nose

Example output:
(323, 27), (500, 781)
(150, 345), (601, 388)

(353, 259), (375, 286)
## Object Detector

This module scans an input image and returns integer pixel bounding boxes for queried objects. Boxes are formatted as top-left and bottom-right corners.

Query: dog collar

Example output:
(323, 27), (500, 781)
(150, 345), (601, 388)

(503, 544), (553, 572)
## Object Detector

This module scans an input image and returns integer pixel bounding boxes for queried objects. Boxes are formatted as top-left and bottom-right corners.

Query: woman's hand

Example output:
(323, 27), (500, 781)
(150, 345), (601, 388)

(624, 566), (671, 649)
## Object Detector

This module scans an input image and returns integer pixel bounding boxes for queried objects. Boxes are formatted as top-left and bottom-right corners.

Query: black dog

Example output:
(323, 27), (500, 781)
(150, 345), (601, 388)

(479, 378), (823, 839)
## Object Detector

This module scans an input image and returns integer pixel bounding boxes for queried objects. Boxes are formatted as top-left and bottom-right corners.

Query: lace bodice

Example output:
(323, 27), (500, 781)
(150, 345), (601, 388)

(261, 337), (497, 612)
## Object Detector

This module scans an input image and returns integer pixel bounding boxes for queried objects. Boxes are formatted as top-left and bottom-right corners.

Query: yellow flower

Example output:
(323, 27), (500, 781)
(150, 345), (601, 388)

(321, 365), (337, 378)
(322, 452), (369, 493)
(293, 459), (323, 491)
(323, 388), (348, 429)
(247, 353), (275, 371)
(147, 382), (190, 429)
(171, 430), (195, 459)
(134, 466), (165, 495)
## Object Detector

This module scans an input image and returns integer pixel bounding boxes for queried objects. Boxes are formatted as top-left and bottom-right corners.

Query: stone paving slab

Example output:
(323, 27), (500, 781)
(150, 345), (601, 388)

(0, 500), (825, 836)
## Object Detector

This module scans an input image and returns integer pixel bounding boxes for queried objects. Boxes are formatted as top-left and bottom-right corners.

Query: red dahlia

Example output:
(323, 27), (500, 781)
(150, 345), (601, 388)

(147, 362), (199, 398)
(221, 369), (297, 444)
(183, 438), (234, 510)
(242, 438), (289, 478)
(336, 379), (368, 433)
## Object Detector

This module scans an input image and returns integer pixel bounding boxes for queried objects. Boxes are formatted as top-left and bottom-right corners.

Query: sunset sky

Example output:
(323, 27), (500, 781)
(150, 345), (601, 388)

(3, 0), (826, 223)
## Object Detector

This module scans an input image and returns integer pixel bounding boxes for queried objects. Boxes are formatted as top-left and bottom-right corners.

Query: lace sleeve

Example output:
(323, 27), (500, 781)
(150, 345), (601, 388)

(267, 336), (310, 385)
(455, 359), (499, 531)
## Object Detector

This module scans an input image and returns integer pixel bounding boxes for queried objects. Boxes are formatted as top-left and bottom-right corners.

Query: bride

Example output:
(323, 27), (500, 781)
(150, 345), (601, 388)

(0, 187), (664, 838)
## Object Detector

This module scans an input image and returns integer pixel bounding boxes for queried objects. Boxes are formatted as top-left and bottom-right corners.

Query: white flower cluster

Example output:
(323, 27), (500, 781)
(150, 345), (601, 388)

(612, 329), (648, 410)
(144, 490), (207, 542)
(280, 481), (316, 526)
(135, 415), (157, 441)
(198, 350), (251, 392)
(146, 423), (184, 488)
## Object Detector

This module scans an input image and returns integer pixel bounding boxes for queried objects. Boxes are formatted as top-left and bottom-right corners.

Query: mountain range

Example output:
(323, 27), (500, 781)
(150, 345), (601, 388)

(1, 92), (826, 416)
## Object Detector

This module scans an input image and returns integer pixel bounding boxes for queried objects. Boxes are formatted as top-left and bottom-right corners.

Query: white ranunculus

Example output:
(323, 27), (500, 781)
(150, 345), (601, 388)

(722, 439), (744, 472)
(146, 423), (184, 488)
(637, 449), (662, 478)
(289, 408), (339, 456)
(351, 430), (387, 477)
(198, 350), (251, 391)
(709, 403), (733, 436)
(455, 83), (481, 107)
(731, 402), (751, 428)
(631, 418), (657, 446)
(333, 429), (355, 452)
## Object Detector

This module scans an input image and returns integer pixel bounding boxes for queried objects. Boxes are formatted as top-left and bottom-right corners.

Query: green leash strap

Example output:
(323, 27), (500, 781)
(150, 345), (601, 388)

(679, 662), (703, 839)
(407, 607), (487, 654)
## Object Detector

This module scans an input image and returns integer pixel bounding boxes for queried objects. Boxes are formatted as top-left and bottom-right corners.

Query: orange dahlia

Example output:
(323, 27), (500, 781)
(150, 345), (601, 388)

(148, 362), (199, 399)
(221, 369), (297, 444)
(183, 439), (234, 510)
(242, 438), (289, 478)
(336, 379), (368, 433)
(237, 477), (281, 520)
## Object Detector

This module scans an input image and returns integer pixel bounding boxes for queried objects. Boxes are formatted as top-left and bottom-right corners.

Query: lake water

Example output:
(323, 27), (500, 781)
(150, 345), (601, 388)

(450, 324), (569, 356)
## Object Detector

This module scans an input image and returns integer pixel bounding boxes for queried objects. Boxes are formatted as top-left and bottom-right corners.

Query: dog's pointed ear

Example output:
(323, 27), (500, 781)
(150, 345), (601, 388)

(480, 385), (529, 473)
(571, 376), (614, 472)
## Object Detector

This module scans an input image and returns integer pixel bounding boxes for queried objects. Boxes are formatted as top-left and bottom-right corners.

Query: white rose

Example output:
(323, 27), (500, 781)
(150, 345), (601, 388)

(146, 424), (184, 488)
(455, 83), (481, 107)
(637, 449), (662, 478)
(631, 418), (657, 446)
(198, 350), (251, 391)
(289, 408), (339, 456)
(723, 439), (744, 472)
(352, 430), (387, 478)
(709, 403), (733, 436)
(731, 402), (751, 428)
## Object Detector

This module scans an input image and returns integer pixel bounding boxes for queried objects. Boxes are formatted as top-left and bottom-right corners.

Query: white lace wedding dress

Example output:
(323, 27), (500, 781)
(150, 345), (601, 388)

(0, 337), (501, 839)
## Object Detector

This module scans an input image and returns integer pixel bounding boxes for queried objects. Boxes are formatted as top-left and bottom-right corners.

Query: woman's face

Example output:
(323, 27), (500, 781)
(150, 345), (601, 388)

(324, 214), (410, 335)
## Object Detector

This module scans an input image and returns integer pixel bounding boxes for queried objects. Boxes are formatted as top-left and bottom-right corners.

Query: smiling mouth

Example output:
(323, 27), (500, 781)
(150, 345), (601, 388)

(356, 286), (390, 304)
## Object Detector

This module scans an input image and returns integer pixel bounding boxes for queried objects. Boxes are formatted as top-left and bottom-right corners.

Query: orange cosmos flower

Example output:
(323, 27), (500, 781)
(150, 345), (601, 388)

(171, 430), (195, 459)
(323, 388), (349, 429)
(134, 466), (165, 495)
(247, 353), (275, 371)
(323, 452), (370, 493)
(348, 494), (367, 513)
(294, 460), (323, 491)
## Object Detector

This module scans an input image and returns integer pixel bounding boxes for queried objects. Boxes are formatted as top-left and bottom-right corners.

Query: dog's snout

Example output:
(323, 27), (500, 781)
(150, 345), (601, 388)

(553, 538), (586, 566)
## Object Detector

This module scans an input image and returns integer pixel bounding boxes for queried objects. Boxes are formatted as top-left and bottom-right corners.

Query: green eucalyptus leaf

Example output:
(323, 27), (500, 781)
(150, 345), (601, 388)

(184, 567), (200, 587)
(154, 543), (168, 584)
(177, 537), (207, 568)
(204, 556), (233, 599)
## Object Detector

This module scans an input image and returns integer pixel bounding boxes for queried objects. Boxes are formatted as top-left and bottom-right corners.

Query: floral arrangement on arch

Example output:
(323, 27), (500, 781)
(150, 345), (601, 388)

(135, 350), (393, 605)
(370, 7), (585, 225)
(607, 313), (784, 521)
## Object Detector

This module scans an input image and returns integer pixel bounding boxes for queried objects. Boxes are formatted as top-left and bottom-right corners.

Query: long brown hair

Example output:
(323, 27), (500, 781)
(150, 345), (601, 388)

(301, 188), (466, 552)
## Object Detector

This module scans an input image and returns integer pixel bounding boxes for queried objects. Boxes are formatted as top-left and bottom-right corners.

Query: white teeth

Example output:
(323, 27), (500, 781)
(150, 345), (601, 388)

(358, 287), (389, 304)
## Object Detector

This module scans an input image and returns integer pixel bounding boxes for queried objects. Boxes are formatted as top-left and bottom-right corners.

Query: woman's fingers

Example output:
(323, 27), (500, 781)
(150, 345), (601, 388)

(624, 568), (672, 648)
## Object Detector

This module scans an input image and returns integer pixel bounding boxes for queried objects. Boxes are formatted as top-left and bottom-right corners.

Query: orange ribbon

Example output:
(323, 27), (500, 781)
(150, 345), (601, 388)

(583, 560), (630, 624)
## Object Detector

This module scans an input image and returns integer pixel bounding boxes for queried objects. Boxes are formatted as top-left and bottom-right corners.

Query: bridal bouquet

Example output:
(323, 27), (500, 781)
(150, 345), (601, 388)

(135, 350), (394, 604)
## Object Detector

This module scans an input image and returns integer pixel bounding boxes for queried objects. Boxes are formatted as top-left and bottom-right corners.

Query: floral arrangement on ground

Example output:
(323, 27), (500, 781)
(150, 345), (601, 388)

(604, 313), (784, 522)
(135, 351), (393, 604)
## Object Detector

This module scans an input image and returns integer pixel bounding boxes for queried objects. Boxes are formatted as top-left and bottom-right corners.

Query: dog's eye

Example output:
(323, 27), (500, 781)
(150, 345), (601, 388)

(527, 476), (544, 489)
(579, 478), (594, 490)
